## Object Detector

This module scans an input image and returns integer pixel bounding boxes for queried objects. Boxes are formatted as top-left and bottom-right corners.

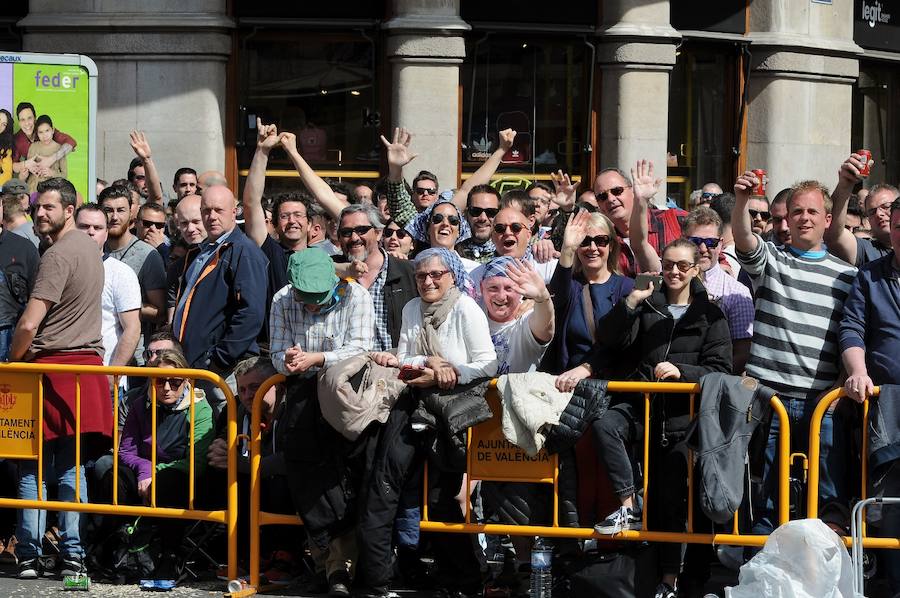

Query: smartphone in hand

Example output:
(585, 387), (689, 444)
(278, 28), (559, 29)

(634, 273), (663, 291)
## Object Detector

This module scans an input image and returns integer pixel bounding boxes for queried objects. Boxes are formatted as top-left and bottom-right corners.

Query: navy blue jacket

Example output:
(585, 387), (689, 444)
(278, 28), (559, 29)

(173, 226), (269, 372)
(839, 251), (900, 386)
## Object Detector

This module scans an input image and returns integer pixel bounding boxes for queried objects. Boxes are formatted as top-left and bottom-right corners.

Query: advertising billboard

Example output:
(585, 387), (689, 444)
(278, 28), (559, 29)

(0, 52), (98, 201)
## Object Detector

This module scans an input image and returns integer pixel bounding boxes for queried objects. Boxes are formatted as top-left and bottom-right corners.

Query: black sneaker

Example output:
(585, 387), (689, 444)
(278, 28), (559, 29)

(17, 557), (41, 579)
(653, 582), (677, 598)
(594, 506), (642, 535)
(60, 553), (85, 576)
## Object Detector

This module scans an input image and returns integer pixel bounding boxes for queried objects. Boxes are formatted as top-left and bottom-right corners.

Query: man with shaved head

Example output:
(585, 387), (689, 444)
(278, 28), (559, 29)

(165, 194), (207, 321)
(172, 185), (268, 415)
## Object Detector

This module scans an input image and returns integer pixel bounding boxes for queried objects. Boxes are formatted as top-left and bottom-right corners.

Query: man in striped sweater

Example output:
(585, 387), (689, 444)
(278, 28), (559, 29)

(732, 172), (857, 536)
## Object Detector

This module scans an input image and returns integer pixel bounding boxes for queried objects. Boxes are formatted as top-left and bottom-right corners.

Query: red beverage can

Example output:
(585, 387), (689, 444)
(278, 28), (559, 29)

(857, 149), (872, 177)
(751, 169), (767, 196)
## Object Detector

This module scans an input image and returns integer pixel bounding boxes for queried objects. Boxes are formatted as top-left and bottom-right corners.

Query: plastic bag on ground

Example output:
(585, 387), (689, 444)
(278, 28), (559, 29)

(725, 519), (857, 598)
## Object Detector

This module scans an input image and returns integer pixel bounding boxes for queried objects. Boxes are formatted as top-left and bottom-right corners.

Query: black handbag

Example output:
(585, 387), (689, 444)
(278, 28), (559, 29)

(565, 544), (657, 598)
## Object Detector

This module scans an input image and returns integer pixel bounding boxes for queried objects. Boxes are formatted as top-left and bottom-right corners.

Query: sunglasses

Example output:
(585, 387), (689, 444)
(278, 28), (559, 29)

(383, 228), (410, 239)
(141, 219), (166, 230)
(687, 236), (720, 249)
(661, 259), (698, 273)
(338, 225), (374, 238)
(143, 348), (163, 361)
(414, 269), (450, 283)
(154, 377), (186, 388)
(414, 187), (437, 196)
(749, 209), (771, 220)
(700, 192), (721, 201)
(597, 186), (628, 202)
(580, 234), (611, 248)
(430, 213), (460, 226)
(493, 222), (526, 235)
(468, 206), (499, 219)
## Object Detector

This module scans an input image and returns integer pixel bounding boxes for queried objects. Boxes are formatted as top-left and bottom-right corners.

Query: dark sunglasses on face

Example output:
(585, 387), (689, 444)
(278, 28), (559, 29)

(662, 259), (698, 273)
(414, 187), (437, 196)
(700, 192), (721, 201)
(154, 377), (186, 388)
(430, 213), (460, 226)
(597, 186), (628, 202)
(141, 219), (166, 230)
(468, 206), (499, 219)
(338, 225), (374, 238)
(383, 228), (410, 239)
(749, 209), (771, 220)
(143, 348), (162, 361)
(580, 234), (611, 248)
(493, 222), (526, 235)
(687, 236), (720, 249)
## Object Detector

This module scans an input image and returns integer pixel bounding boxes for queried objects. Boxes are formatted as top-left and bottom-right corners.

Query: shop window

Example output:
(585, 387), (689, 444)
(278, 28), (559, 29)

(667, 42), (741, 207)
(852, 65), (900, 186)
(460, 37), (591, 182)
(236, 30), (381, 189)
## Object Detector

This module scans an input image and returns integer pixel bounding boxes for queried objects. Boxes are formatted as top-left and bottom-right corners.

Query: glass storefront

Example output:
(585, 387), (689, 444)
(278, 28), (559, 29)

(459, 37), (592, 188)
(852, 65), (900, 186)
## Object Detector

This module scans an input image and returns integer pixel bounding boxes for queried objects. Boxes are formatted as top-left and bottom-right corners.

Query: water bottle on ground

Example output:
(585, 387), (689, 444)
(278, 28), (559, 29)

(530, 536), (552, 597)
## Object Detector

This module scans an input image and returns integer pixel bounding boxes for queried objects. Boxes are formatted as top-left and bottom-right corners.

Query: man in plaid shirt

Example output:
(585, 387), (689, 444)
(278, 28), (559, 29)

(269, 248), (374, 376)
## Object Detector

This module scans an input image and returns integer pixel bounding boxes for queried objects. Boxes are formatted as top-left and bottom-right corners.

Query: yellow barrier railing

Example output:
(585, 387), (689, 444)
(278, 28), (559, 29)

(248, 374), (302, 595)
(807, 387), (899, 550)
(0, 362), (241, 582)
(419, 381), (790, 547)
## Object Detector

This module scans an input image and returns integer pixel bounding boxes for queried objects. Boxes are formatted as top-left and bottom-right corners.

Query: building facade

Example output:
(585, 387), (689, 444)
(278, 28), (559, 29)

(2, 0), (898, 204)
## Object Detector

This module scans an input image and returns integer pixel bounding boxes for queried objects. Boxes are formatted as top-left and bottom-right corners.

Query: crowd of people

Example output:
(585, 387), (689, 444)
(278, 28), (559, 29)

(0, 115), (897, 598)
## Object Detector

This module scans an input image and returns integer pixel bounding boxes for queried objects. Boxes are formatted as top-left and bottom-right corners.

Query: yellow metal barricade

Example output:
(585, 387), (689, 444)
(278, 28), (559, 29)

(0, 362), (241, 582)
(807, 387), (900, 550)
(419, 381), (790, 548)
(248, 374), (303, 595)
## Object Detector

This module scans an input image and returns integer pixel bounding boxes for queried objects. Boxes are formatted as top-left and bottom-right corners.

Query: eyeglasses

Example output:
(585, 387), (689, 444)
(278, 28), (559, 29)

(430, 213), (460, 226)
(414, 187), (437, 196)
(661, 259), (698, 273)
(338, 225), (374, 238)
(141, 219), (166, 230)
(415, 269), (450, 283)
(493, 222), (526, 235)
(597, 186), (628, 202)
(700, 192), (720, 200)
(749, 209), (771, 220)
(687, 236), (720, 249)
(278, 210), (307, 222)
(154, 377), (186, 388)
(865, 202), (893, 218)
(580, 234), (611, 248)
(383, 228), (410, 239)
(468, 206), (499, 219)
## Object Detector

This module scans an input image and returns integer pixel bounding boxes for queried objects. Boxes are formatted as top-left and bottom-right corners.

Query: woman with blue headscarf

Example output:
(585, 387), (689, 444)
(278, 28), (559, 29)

(405, 195), (481, 273)
(371, 247), (496, 390)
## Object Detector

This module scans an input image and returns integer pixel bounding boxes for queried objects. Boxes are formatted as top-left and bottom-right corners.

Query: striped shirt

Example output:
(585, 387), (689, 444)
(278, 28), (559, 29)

(737, 236), (857, 401)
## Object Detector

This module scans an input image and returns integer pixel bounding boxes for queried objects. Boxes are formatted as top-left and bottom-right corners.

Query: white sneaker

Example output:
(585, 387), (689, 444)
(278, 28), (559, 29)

(594, 506), (642, 535)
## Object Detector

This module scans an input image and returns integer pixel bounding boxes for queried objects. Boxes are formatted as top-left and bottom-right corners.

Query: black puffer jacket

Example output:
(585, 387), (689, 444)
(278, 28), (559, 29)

(591, 278), (733, 420)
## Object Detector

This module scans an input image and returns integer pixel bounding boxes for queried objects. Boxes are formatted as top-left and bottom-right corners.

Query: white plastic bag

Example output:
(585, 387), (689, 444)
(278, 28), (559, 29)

(725, 519), (857, 598)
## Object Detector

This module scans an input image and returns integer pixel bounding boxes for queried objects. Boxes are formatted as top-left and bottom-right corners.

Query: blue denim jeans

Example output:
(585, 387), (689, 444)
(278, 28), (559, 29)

(0, 324), (13, 362)
(752, 398), (849, 535)
(16, 436), (88, 560)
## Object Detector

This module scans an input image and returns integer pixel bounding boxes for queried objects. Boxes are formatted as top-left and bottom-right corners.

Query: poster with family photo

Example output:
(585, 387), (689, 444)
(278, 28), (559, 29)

(0, 53), (97, 201)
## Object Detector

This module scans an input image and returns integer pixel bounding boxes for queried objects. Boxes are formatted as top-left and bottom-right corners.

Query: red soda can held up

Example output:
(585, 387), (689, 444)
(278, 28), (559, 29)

(750, 169), (767, 196)
(857, 149), (872, 177)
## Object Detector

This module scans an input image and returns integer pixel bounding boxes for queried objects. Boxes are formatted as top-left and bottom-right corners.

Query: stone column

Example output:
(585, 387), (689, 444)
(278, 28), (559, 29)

(745, 0), (861, 196)
(597, 0), (679, 206)
(20, 0), (233, 192)
(384, 0), (469, 190)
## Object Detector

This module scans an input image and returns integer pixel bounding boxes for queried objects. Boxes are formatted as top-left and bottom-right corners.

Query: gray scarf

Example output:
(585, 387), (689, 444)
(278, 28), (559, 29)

(416, 286), (462, 359)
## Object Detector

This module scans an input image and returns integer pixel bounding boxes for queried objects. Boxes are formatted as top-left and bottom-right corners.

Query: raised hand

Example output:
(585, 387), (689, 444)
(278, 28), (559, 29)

(257, 118), (280, 152)
(838, 153), (870, 185)
(625, 280), (655, 310)
(733, 170), (759, 201)
(630, 159), (661, 204)
(561, 209), (592, 253)
(279, 132), (297, 155)
(505, 259), (550, 303)
(129, 130), (153, 161)
(380, 127), (418, 169)
(550, 169), (577, 208)
(498, 128), (517, 153)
